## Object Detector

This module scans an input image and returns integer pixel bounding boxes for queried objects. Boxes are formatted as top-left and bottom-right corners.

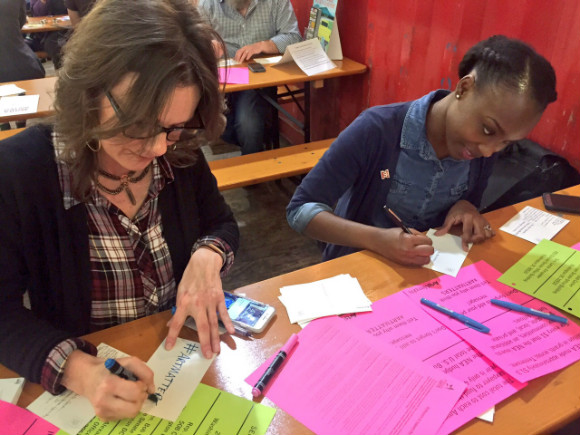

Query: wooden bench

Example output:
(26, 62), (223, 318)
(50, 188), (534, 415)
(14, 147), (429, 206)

(0, 128), (25, 140)
(0, 128), (333, 190)
(208, 138), (332, 190)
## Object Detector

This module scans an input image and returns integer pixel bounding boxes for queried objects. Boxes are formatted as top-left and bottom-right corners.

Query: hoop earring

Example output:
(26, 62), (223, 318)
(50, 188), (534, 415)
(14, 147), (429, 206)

(86, 140), (101, 152)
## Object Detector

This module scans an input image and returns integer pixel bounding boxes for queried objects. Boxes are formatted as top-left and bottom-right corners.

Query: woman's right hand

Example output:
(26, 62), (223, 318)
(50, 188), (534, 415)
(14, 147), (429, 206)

(304, 211), (434, 267)
(61, 350), (155, 421)
(372, 227), (434, 266)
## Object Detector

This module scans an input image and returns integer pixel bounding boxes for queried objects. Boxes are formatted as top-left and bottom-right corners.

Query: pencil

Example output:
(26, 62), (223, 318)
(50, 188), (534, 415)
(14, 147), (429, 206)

(383, 206), (413, 234)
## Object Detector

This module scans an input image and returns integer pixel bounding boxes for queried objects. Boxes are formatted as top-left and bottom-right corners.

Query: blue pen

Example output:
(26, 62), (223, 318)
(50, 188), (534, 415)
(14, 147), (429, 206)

(420, 298), (491, 334)
(490, 299), (568, 324)
(170, 306), (252, 337)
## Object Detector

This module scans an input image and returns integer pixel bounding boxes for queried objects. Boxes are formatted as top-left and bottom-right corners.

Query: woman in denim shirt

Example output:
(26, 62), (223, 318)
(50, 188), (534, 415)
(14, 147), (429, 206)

(287, 35), (557, 265)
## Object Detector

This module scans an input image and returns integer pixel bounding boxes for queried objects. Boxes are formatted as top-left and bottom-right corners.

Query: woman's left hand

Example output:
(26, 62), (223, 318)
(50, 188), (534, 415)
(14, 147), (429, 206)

(434, 200), (495, 250)
(164, 247), (234, 359)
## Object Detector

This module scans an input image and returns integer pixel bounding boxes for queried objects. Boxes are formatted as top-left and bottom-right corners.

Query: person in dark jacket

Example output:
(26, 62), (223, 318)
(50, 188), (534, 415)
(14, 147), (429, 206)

(0, 0), (45, 82)
(287, 35), (557, 265)
(0, 0), (238, 422)
(29, 0), (68, 69)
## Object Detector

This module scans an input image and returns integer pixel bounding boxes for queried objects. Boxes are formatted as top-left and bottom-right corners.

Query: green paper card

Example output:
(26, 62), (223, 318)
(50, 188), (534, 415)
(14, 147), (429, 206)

(56, 383), (275, 435)
(498, 239), (580, 318)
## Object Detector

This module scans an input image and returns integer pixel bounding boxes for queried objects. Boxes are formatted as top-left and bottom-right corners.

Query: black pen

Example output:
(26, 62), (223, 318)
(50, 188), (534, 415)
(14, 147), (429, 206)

(383, 206), (413, 234)
(104, 358), (158, 403)
(252, 333), (299, 397)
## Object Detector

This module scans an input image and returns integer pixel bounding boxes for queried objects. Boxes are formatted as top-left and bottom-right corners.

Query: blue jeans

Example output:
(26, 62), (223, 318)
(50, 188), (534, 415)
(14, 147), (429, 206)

(222, 87), (276, 155)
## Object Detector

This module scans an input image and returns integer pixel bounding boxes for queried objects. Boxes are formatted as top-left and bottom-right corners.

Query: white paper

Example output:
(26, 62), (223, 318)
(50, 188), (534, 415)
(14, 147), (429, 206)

(477, 406), (495, 422)
(423, 229), (472, 277)
(279, 274), (372, 324)
(500, 205), (569, 244)
(0, 95), (39, 116)
(0, 377), (25, 404)
(253, 55), (282, 64)
(275, 38), (336, 76)
(27, 344), (128, 435)
(140, 338), (214, 421)
(217, 58), (241, 68)
(0, 84), (26, 97)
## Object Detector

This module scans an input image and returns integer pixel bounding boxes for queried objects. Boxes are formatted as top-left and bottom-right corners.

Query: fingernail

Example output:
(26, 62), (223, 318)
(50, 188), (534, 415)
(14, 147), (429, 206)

(165, 339), (174, 350)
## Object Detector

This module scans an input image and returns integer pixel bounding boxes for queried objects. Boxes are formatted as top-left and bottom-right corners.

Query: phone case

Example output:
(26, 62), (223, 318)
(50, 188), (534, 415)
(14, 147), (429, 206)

(542, 193), (580, 214)
(225, 292), (276, 333)
(248, 63), (266, 73)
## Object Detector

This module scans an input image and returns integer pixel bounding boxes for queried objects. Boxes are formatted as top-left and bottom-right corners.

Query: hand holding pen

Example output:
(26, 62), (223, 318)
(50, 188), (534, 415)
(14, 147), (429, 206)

(70, 356), (157, 421)
(380, 206), (434, 266)
(105, 358), (158, 403)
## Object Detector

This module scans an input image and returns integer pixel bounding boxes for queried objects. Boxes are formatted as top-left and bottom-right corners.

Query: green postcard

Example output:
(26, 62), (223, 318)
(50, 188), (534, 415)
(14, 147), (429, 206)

(57, 383), (275, 435)
(498, 239), (580, 318)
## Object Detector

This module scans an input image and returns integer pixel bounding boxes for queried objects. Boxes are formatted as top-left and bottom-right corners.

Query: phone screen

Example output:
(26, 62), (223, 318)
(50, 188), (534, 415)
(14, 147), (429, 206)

(225, 292), (269, 328)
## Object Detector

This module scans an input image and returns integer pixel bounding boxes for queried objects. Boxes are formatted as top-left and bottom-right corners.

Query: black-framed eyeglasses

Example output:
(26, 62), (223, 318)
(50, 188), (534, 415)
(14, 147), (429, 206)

(105, 90), (205, 142)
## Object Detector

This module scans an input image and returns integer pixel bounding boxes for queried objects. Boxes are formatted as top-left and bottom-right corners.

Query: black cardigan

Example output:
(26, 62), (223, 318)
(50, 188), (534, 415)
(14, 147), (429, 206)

(0, 125), (239, 383)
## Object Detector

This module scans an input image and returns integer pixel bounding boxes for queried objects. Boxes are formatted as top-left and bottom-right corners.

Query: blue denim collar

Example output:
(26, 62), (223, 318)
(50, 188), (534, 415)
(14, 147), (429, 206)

(400, 90), (450, 160)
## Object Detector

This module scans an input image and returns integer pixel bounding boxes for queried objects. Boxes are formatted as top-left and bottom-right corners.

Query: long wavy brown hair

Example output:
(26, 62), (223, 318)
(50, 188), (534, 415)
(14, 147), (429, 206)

(54, 0), (226, 200)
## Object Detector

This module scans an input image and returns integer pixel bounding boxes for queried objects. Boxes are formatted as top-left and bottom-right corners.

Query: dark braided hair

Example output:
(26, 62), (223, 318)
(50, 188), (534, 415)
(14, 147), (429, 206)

(458, 35), (557, 110)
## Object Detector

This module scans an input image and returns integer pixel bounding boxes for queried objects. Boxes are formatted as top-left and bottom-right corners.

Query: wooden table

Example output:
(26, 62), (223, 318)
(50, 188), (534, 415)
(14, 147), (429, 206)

(0, 76), (57, 123)
(0, 58), (367, 131)
(2, 187), (578, 434)
(22, 15), (72, 33)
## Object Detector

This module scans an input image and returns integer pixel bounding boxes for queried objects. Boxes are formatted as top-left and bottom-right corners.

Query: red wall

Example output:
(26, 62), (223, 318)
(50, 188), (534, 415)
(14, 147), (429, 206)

(290, 0), (580, 170)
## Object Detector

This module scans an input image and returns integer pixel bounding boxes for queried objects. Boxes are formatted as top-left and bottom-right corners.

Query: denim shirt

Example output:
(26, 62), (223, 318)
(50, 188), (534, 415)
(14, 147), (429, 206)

(385, 91), (470, 230)
(287, 90), (494, 261)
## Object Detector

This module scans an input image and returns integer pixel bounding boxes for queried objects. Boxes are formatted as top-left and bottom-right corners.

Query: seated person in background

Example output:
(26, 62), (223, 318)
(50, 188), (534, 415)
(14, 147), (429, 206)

(0, 0), (238, 421)
(0, 0), (45, 82)
(29, 0), (68, 69)
(198, 0), (302, 155)
(287, 35), (557, 266)
(65, 0), (95, 27)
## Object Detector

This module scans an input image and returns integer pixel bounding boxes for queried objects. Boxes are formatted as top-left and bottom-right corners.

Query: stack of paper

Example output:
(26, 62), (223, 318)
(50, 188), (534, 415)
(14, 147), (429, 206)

(279, 274), (372, 327)
(0, 377), (25, 404)
(500, 205), (569, 243)
(0, 84), (26, 97)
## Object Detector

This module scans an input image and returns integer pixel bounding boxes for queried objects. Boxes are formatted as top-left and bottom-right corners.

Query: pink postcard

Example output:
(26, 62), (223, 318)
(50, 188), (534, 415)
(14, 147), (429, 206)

(218, 67), (249, 84)
(0, 399), (59, 434)
(340, 292), (525, 435)
(246, 316), (465, 435)
(403, 261), (580, 383)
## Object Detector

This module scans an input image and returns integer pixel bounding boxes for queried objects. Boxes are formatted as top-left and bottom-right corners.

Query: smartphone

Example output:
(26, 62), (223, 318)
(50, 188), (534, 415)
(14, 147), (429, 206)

(542, 193), (580, 214)
(224, 291), (275, 333)
(248, 62), (266, 73)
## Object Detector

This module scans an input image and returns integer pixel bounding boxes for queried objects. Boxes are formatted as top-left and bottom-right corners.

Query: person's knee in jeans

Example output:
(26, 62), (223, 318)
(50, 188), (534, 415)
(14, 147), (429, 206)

(233, 89), (273, 155)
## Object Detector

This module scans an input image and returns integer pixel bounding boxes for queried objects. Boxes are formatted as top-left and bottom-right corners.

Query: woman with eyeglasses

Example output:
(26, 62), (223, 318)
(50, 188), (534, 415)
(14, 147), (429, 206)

(0, 0), (239, 421)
